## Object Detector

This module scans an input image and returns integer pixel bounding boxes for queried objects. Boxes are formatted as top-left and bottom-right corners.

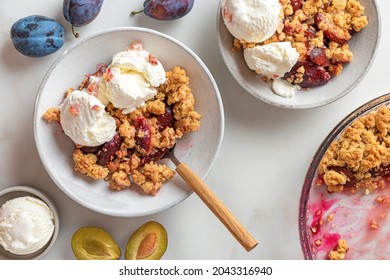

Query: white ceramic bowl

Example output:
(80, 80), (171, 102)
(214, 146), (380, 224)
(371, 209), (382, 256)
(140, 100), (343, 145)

(216, 0), (381, 109)
(0, 186), (59, 260)
(34, 27), (224, 217)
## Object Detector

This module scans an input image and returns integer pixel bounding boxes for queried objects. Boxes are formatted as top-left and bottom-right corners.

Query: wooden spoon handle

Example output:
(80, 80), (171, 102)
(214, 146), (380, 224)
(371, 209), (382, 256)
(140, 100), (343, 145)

(175, 162), (258, 252)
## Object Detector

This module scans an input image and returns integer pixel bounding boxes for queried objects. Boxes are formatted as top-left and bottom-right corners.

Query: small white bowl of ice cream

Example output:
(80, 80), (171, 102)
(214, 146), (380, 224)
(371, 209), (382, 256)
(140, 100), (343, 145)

(217, 0), (380, 109)
(0, 186), (59, 260)
(34, 27), (224, 217)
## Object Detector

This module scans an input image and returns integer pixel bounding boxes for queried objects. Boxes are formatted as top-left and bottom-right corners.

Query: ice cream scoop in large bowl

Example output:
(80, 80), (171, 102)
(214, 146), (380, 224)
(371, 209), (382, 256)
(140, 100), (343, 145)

(34, 27), (225, 217)
(217, 0), (380, 109)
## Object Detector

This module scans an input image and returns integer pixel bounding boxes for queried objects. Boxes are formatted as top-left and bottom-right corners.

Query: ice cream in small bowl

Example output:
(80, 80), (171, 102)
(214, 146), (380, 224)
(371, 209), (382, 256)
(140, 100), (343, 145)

(0, 186), (59, 260)
(217, 0), (380, 109)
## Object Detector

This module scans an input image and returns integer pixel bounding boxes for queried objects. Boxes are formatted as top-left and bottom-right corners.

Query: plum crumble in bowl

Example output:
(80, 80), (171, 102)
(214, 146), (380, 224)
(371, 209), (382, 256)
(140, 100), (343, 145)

(34, 27), (224, 217)
(300, 93), (390, 259)
(217, 0), (380, 109)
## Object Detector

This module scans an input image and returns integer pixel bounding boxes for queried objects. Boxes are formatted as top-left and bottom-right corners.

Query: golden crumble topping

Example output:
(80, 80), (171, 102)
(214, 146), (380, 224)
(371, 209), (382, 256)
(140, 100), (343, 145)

(319, 106), (390, 193)
(43, 107), (60, 123)
(44, 64), (201, 196)
(132, 162), (175, 195)
(109, 170), (131, 191)
(329, 239), (349, 260)
(73, 149), (109, 180)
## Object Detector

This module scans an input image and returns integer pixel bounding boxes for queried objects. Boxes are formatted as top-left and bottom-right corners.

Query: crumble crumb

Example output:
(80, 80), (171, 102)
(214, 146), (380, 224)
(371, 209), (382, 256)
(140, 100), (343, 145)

(370, 219), (379, 229)
(329, 239), (349, 260)
(43, 107), (60, 123)
(132, 162), (175, 195)
(73, 149), (109, 180)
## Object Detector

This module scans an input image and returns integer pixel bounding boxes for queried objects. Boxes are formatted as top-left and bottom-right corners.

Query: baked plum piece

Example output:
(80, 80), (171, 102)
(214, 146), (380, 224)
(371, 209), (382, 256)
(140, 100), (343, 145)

(285, 61), (331, 88)
(315, 12), (351, 45)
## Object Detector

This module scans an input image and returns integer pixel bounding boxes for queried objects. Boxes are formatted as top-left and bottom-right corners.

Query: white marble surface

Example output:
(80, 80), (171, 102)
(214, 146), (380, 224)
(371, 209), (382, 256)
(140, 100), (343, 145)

(0, 0), (388, 260)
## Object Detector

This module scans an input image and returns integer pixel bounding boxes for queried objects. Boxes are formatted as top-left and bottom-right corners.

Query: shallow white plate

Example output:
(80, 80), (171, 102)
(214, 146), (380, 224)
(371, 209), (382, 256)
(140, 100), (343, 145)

(216, 0), (381, 109)
(34, 27), (224, 217)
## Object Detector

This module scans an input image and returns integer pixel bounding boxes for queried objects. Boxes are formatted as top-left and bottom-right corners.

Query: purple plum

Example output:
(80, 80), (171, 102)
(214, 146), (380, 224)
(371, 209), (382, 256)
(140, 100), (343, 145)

(63, 0), (104, 37)
(131, 0), (194, 20)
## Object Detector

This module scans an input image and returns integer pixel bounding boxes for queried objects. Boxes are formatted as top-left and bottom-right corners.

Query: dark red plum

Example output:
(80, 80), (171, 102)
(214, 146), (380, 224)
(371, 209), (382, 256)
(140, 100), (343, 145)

(97, 133), (122, 166)
(285, 61), (331, 88)
(290, 0), (302, 12)
(315, 12), (351, 44)
(155, 105), (174, 131)
(135, 116), (152, 155)
(309, 47), (328, 66)
(63, 0), (104, 37)
(299, 62), (331, 88)
(140, 148), (169, 166)
(132, 0), (194, 20)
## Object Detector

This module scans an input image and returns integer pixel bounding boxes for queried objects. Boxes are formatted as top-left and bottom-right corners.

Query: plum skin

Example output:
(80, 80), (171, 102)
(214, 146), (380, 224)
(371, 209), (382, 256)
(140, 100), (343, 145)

(133, 0), (194, 20)
(10, 15), (64, 58)
(63, 0), (104, 27)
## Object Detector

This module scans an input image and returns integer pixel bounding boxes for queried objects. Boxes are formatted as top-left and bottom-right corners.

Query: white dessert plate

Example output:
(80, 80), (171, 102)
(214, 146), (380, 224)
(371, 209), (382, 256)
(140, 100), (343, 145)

(34, 27), (224, 217)
(216, 0), (381, 109)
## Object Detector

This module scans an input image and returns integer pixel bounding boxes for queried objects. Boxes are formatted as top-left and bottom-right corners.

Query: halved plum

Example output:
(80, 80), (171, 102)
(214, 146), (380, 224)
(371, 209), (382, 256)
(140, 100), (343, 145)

(125, 221), (168, 260)
(71, 226), (121, 260)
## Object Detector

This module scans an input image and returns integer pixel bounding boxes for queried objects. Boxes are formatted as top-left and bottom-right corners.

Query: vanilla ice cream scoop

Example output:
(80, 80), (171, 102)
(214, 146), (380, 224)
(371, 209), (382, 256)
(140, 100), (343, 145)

(244, 42), (299, 79)
(222, 0), (281, 43)
(60, 90), (116, 147)
(0, 196), (54, 255)
(98, 47), (166, 114)
(104, 67), (158, 114)
(110, 49), (166, 87)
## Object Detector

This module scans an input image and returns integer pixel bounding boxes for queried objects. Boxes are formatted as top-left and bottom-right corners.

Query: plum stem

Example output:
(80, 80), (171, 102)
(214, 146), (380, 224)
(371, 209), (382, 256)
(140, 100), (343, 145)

(71, 25), (80, 38)
(131, 9), (145, 16)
